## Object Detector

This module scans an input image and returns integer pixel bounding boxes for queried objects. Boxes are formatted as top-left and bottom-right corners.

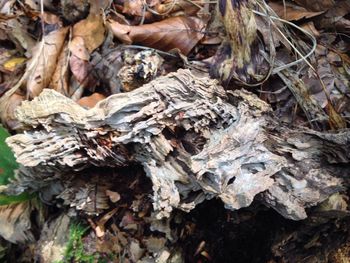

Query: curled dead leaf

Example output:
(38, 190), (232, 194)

(72, 13), (105, 54)
(109, 16), (206, 55)
(27, 27), (68, 98)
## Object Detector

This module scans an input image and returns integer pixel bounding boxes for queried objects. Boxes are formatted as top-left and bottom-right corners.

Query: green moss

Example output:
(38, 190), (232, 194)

(59, 222), (98, 263)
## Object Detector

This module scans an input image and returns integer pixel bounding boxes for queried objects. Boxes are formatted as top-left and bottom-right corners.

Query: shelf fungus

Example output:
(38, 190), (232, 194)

(6, 69), (350, 220)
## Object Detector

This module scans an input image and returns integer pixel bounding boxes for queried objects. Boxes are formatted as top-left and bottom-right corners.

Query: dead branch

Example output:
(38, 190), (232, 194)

(6, 69), (350, 220)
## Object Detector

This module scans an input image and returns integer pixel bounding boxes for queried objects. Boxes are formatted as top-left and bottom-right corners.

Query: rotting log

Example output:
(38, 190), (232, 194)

(5, 69), (350, 221)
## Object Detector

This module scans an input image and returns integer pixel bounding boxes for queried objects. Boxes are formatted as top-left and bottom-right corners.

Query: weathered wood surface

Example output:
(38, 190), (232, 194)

(6, 69), (350, 220)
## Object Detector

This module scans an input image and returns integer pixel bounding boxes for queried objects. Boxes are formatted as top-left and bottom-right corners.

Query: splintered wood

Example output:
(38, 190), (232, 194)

(6, 69), (350, 220)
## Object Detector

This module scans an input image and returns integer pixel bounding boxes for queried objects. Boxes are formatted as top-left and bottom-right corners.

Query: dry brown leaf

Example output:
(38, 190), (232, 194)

(269, 2), (324, 21)
(27, 27), (68, 98)
(49, 44), (70, 95)
(301, 21), (320, 37)
(72, 13), (105, 54)
(68, 55), (86, 81)
(69, 36), (90, 61)
(293, 0), (335, 12)
(90, 0), (111, 13)
(69, 54), (98, 90)
(109, 16), (206, 55)
(77, 93), (106, 108)
(316, 1), (350, 33)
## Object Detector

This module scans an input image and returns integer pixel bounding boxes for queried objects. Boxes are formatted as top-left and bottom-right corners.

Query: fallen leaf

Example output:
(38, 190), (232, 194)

(49, 44), (70, 95)
(269, 2), (324, 21)
(293, 0), (335, 12)
(109, 16), (206, 55)
(68, 36), (90, 61)
(69, 54), (98, 89)
(90, 0), (111, 13)
(27, 27), (68, 98)
(77, 93), (106, 108)
(316, 1), (350, 33)
(73, 13), (105, 54)
(0, 50), (14, 67)
(301, 21), (320, 37)
(3, 57), (26, 72)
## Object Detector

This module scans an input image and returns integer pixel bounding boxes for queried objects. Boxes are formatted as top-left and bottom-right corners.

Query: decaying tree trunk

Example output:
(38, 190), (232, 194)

(6, 69), (350, 222)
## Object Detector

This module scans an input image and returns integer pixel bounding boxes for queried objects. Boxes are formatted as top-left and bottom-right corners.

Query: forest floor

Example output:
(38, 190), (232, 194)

(0, 0), (349, 262)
